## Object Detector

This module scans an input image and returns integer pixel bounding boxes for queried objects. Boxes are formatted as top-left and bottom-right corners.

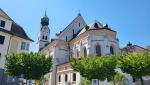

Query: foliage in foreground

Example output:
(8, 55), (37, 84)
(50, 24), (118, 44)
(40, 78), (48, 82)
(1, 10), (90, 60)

(80, 79), (91, 85)
(119, 52), (150, 85)
(70, 55), (117, 81)
(5, 52), (52, 80)
(71, 52), (150, 85)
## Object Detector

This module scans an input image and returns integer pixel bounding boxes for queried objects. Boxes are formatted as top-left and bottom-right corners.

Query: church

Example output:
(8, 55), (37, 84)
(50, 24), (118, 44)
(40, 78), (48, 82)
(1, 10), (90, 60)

(37, 12), (119, 85)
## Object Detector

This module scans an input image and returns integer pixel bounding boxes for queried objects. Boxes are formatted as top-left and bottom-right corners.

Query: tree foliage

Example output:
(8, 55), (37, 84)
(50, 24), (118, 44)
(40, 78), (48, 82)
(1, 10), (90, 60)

(119, 52), (150, 85)
(5, 52), (52, 80)
(80, 79), (91, 85)
(70, 55), (117, 81)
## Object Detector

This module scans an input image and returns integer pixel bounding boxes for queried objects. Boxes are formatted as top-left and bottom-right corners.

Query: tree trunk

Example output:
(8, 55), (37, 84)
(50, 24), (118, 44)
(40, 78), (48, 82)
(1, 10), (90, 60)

(113, 81), (116, 85)
(113, 77), (116, 85)
(140, 77), (144, 85)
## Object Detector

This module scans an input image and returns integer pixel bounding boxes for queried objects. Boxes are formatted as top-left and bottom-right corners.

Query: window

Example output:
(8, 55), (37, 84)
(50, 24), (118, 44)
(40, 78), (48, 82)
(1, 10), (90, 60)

(95, 44), (101, 56)
(73, 29), (74, 35)
(21, 42), (26, 50)
(110, 46), (114, 54)
(26, 43), (29, 50)
(94, 23), (98, 28)
(58, 75), (61, 82)
(0, 35), (5, 44)
(73, 73), (76, 81)
(42, 36), (44, 40)
(83, 47), (87, 57)
(21, 42), (29, 50)
(73, 29), (75, 38)
(79, 23), (80, 27)
(0, 53), (1, 59)
(45, 36), (47, 40)
(76, 50), (80, 58)
(0, 20), (5, 28)
(66, 36), (67, 41)
(65, 74), (68, 82)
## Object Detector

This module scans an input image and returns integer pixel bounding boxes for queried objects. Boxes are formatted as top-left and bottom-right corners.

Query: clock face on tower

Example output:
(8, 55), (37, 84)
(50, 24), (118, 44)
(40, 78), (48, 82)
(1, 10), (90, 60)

(43, 26), (50, 33)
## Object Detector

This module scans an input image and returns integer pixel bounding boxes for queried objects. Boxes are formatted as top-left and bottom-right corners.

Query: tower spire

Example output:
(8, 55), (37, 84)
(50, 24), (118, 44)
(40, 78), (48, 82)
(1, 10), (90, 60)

(45, 8), (47, 16)
(77, 9), (81, 16)
(41, 9), (49, 26)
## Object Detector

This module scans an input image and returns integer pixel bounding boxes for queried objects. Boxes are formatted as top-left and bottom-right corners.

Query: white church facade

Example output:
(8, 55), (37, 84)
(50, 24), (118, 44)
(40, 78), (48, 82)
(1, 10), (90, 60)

(37, 13), (119, 85)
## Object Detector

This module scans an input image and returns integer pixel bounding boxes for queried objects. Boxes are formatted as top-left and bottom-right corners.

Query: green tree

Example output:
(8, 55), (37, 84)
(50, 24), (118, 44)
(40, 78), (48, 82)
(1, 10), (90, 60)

(5, 52), (52, 81)
(114, 72), (127, 85)
(119, 52), (150, 85)
(80, 79), (91, 85)
(70, 55), (117, 84)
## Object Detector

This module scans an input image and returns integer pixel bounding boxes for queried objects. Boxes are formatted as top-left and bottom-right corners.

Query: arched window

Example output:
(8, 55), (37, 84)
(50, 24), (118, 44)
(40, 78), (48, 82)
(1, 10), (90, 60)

(45, 36), (47, 40)
(58, 75), (61, 82)
(95, 44), (101, 56)
(94, 23), (98, 28)
(83, 47), (87, 57)
(73, 73), (76, 81)
(65, 74), (68, 82)
(110, 46), (114, 54)
(42, 36), (44, 39)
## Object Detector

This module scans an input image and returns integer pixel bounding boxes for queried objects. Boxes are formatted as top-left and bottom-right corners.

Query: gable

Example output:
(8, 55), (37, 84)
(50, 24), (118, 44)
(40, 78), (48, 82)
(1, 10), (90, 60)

(57, 14), (87, 41)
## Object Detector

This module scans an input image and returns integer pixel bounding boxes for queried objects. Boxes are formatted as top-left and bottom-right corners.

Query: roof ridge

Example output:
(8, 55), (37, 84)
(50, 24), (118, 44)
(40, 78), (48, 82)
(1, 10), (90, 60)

(57, 14), (86, 37)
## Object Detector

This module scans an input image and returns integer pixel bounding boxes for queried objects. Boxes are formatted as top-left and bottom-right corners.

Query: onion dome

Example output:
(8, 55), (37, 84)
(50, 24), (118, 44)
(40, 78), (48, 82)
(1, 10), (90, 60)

(41, 11), (49, 26)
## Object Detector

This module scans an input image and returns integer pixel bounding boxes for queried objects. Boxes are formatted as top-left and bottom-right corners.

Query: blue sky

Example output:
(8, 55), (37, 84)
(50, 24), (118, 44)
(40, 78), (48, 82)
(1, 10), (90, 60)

(1, 0), (150, 51)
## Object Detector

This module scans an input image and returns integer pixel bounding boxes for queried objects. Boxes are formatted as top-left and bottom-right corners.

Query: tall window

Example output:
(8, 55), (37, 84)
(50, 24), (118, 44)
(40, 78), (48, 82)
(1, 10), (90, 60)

(83, 47), (87, 57)
(76, 50), (80, 58)
(45, 36), (47, 40)
(79, 23), (80, 27)
(110, 46), (114, 54)
(58, 75), (61, 82)
(95, 44), (101, 56)
(0, 35), (5, 44)
(73, 29), (75, 38)
(0, 53), (1, 59)
(26, 43), (29, 50)
(73, 73), (76, 81)
(42, 36), (44, 40)
(66, 36), (67, 41)
(65, 74), (68, 82)
(73, 29), (75, 35)
(0, 20), (5, 28)
(21, 42), (26, 50)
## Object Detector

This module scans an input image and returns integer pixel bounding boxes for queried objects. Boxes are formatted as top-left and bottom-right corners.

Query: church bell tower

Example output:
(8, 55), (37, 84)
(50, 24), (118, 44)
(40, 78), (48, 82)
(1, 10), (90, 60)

(36, 11), (50, 51)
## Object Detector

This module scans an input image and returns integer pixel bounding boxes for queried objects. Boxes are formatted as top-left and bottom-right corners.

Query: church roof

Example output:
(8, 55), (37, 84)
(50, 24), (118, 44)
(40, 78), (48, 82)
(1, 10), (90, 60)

(76, 21), (116, 37)
(121, 43), (150, 54)
(88, 20), (103, 28)
(0, 8), (33, 41)
(56, 13), (86, 37)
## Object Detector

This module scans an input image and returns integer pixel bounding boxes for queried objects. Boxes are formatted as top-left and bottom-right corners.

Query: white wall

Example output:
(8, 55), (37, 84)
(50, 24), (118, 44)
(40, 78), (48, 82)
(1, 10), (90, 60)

(0, 16), (12, 69)
(0, 32), (11, 69)
(58, 16), (86, 41)
(0, 17), (12, 31)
